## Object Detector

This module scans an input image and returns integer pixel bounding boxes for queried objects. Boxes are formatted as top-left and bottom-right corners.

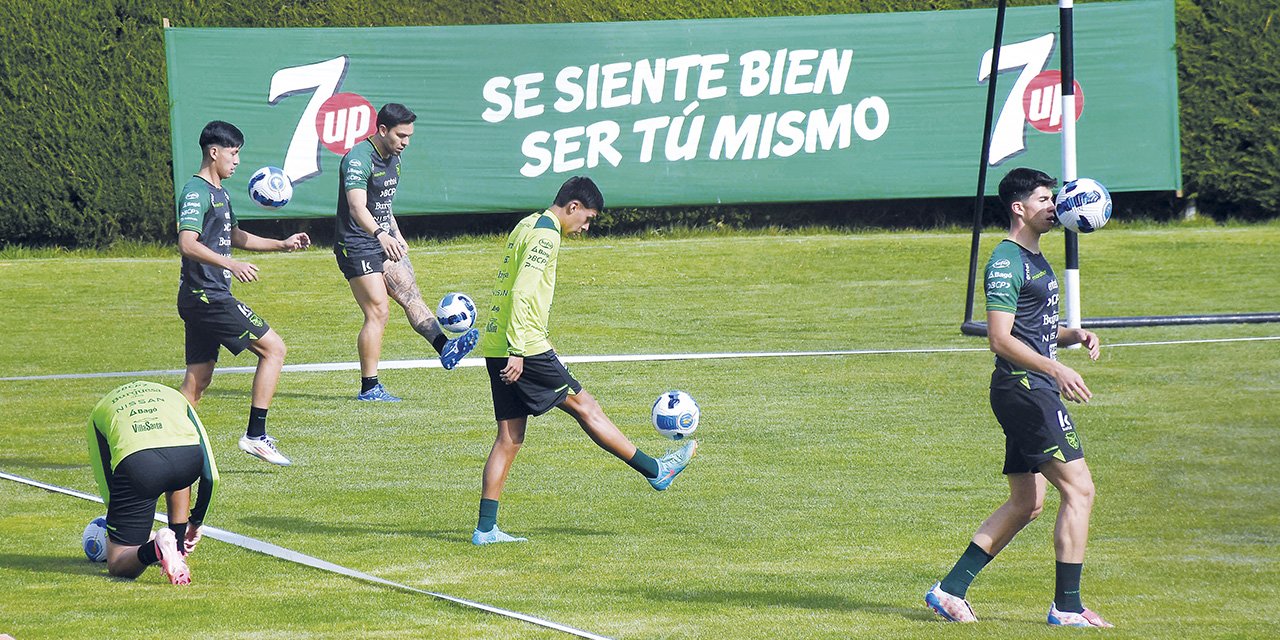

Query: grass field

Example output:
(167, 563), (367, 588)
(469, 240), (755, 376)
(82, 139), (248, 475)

(1, 223), (1278, 639)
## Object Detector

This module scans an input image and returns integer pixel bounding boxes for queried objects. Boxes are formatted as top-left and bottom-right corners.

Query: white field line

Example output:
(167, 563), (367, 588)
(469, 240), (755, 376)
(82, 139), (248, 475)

(2, 336), (1277, 382)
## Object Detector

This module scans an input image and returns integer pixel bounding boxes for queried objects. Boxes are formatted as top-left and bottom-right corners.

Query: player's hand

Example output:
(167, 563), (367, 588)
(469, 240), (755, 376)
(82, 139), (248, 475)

(1078, 330), (1101, 361)
(282, 233), (311, 252)
(500, 356), (524, 384)
(182, 525), (202, 557)
(229, 260), (259, 283)
(379, 231), (404, 262)
(1053, 363), (1092, 403)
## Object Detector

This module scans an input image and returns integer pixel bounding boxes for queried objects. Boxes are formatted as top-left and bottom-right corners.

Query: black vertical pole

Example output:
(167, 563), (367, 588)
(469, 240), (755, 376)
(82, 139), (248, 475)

(961, 0), (1008, 337)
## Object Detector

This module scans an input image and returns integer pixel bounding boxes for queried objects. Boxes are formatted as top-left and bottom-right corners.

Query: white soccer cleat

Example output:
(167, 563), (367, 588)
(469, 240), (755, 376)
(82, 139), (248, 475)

(472, 527), (528, 545)
(155, 528), (191, 586)
(925, 582), (977, 623)
(238, 435), (292, 466)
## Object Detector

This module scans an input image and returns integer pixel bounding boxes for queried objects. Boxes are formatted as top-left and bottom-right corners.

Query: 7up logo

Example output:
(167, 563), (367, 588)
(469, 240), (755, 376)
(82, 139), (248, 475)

(979, 34), (1087, 164)
(1022, 70), (1083, 134)
(316, 92), (376, 155)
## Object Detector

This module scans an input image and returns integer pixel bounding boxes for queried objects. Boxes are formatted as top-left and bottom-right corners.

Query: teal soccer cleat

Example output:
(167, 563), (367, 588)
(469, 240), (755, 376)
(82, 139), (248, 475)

(649, 440), (698, 491)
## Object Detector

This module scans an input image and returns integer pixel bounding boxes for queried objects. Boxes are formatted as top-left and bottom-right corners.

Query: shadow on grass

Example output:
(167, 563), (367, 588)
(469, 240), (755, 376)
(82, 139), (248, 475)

(631, 585), (936, 621)
(236, 514), (620, 544)
(0, 458), (86, 471)
(0, 553), (104, 577)
(239, 514), (419, 537)
(200, 388), (352, 402)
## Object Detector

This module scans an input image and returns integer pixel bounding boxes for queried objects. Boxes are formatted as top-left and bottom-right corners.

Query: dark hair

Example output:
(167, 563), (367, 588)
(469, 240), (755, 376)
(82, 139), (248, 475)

(377, 103), (417, 130)
(998, 167), (1057, 216)
(199, 121), (243, 150)
(553, 176), (604, 211)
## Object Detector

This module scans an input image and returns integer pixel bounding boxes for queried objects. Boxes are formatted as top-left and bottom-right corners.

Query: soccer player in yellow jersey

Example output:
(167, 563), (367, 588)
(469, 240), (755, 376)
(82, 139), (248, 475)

(87, 381), (219, 585)
(471, 176), (698, 545)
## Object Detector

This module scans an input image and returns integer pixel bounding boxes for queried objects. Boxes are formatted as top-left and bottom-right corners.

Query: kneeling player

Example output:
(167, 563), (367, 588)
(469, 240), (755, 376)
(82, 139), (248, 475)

(471, 176), (698, 545)
(87, 381), (219, 585)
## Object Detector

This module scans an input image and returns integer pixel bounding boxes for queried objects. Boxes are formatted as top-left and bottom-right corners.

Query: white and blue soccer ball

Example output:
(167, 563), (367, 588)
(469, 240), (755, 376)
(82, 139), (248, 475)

(435, 292), (477, 334)
(247, 166), (293, 210)
(652, 390), (700, 440)
(83, 516), (108, 562)
(1054, 178), (1112, 234)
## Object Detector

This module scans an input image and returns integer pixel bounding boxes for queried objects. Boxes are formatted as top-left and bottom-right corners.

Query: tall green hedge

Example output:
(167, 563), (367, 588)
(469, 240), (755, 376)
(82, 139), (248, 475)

(1177, 0), (1280, 218)
(0, 0), (1273, 247)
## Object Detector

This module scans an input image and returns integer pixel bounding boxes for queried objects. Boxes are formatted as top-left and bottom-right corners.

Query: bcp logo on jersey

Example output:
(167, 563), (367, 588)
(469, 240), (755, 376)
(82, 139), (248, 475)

(316, 92), (376, 155)
(1022, 70), (1084, 134)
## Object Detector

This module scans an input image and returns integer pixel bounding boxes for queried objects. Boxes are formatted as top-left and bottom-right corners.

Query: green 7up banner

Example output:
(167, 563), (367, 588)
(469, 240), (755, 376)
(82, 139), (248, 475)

(164, 0), (1177, 219)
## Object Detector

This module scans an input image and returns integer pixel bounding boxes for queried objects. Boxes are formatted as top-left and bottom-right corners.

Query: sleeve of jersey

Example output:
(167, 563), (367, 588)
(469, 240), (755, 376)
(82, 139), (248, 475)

(342, 152), (372, 192)
(505, 229), (559, 356)
(86, 415), (112, 507)
(984, 246), (1023, 313)
(186, 404), (219, 526)
(177, 184), (209, 235)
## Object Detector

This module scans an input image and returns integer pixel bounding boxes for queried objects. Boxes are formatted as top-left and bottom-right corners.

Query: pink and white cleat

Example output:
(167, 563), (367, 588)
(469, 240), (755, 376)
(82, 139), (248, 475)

(155, 528), (191, 585)
(1048, 602), (1113, 627)
(925, 582), (977, 622)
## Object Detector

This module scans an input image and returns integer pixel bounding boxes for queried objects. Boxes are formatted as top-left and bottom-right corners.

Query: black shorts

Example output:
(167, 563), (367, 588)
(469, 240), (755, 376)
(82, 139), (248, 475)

(334, 245), (386, 280)
(990, 384), (1086, 475)
(487, 351), (583, 421)
(178, 297), (271, 365)
(106, 445), (204, 546)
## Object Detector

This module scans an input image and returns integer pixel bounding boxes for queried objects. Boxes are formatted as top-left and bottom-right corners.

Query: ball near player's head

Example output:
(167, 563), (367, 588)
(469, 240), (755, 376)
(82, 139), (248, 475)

(552, 176), (604, 234)
(198, 120), (243, 179)
(375, 103), (416, 155)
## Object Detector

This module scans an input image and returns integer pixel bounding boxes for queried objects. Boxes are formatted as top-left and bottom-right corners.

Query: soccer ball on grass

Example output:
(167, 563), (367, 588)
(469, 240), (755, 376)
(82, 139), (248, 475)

(652, 390), (699, 440)
(83, 516), (108, 562)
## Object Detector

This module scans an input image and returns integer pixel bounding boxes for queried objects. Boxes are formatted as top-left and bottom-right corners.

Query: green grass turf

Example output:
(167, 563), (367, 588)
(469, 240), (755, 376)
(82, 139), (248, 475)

(1, 223), (1278, 639)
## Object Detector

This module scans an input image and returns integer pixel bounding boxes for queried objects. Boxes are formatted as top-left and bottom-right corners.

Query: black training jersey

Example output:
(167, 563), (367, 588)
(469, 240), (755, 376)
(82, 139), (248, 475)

(335, 138), (400, 255)
(177, 176), (237, 305)
(985, 239), (1060, 390)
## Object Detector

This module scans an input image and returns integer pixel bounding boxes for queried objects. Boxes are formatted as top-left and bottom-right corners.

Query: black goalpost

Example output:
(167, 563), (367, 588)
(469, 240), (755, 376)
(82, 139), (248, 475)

(960, 0), (1279, 337)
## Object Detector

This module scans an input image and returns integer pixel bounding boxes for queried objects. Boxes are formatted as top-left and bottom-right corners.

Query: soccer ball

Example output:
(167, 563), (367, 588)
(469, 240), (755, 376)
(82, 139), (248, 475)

(652, 390), (699, 440)
(247, 166), (293, 210)
(435, 292), (477, 334)
(1054, 178), (1112, 233)
(83, 516), (108, 562)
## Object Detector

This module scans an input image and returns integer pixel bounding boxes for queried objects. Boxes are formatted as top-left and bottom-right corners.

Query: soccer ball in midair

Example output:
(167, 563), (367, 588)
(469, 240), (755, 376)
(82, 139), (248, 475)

(652, 390), (699, 440)
(83, 516), (108, 562)
(435, 292), (477, 334)
(247, 166), (293, 210)
(1054, 178), (1112, 233)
